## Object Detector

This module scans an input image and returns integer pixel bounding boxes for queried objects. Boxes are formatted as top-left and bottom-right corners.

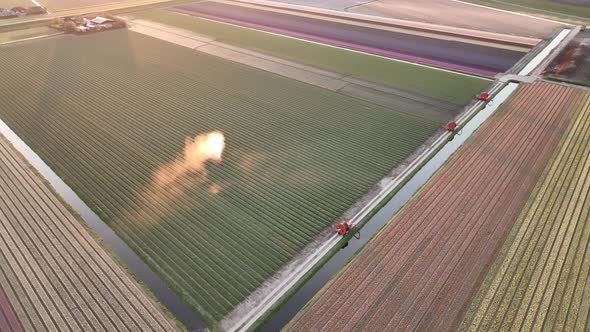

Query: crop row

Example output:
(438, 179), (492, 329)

(0, 30), (438, 320)
(463, 89), (590, 331)
(0, 136), (175, 331)
(287, 81), (580, 331)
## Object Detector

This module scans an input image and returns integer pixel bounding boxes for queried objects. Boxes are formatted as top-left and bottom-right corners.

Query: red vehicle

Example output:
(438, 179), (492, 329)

(336, 221), (353, 236)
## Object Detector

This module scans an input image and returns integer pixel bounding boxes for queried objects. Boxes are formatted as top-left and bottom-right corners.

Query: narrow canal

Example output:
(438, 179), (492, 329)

(260, 83), (519, 331)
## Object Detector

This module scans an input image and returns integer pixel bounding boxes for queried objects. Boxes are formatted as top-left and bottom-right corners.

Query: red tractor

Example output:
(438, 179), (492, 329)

(336, 221), (353, 236)
(477, 92), (489, 101)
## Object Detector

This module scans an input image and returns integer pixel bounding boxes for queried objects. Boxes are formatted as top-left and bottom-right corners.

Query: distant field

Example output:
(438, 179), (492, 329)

(249, 0), (561, 39)
(0, 30), (442, 324)
(35, 0), (136, 11)
(0, 0), (35, 8)
(351, 0), (561, 39)
(136, 9), (491, 105)
(0, 26), (56, 43)
(464, 0), (590, 21)
(462, 89), (590, 331)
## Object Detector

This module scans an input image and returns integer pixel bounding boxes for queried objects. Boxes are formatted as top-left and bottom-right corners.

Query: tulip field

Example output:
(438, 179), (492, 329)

(462, 87), (590, 332)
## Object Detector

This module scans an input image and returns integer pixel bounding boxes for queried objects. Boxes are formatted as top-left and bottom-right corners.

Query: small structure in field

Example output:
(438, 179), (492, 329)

(52, 14), (126, 34)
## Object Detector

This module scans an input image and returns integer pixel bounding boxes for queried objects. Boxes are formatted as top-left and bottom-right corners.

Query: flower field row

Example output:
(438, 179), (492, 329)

(462, 88), (590, 331)
(287, 81), (579, 331)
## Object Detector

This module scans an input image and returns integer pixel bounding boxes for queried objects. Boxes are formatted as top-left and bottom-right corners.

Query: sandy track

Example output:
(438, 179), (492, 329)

(0, 135), (176, 331)
(286, 81), (578, 331)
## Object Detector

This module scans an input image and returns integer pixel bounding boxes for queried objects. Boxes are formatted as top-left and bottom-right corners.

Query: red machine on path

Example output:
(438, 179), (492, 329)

(446, 121), (457, 132)
(477, 92), (489, 101)
(336, 221), (353, 236)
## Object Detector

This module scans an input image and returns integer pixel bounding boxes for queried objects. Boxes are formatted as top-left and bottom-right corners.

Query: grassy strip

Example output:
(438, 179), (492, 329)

(135, 9), (490, 105)
(545, 75), (590, 88)
(0, 26), (58, 43)
(462, 0), (590, 22)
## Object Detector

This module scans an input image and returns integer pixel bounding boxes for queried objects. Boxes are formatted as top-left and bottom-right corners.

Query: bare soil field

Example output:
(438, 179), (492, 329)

(286, 81), (578, 331)
(264, 0), (563, 38)
(0, 134), (176, 331)
(462, 88), (590, 331)
(353, 0), (562, 39)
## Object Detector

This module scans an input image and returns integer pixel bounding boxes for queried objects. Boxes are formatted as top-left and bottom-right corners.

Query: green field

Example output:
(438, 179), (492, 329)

(0, 30), (450, 323)
(465, 0), (590, 21)
(462, 90), (590, 331)
(0, 26), (57, 43)
(135, 9), (491, 105)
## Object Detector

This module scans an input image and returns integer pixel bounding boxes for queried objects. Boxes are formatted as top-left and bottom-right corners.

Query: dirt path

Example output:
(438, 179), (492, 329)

(286, 81), (579, 331)
(0, 134), (177, 331)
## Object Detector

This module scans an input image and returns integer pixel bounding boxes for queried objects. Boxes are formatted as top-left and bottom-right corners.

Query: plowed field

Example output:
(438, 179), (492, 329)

(286, 81), (579, 331)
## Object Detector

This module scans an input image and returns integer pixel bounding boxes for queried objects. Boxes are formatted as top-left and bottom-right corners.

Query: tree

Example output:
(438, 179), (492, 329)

(63, 21), (76, 33)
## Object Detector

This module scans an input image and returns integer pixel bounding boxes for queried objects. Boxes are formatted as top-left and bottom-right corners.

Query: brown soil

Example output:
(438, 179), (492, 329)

(353, 0), (562, 39)
(285, 81), (580, 331)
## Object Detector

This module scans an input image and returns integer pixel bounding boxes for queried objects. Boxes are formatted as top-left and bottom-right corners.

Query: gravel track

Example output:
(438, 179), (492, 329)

(0, 135), (176, 331)
(286, 81), (578, 331)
